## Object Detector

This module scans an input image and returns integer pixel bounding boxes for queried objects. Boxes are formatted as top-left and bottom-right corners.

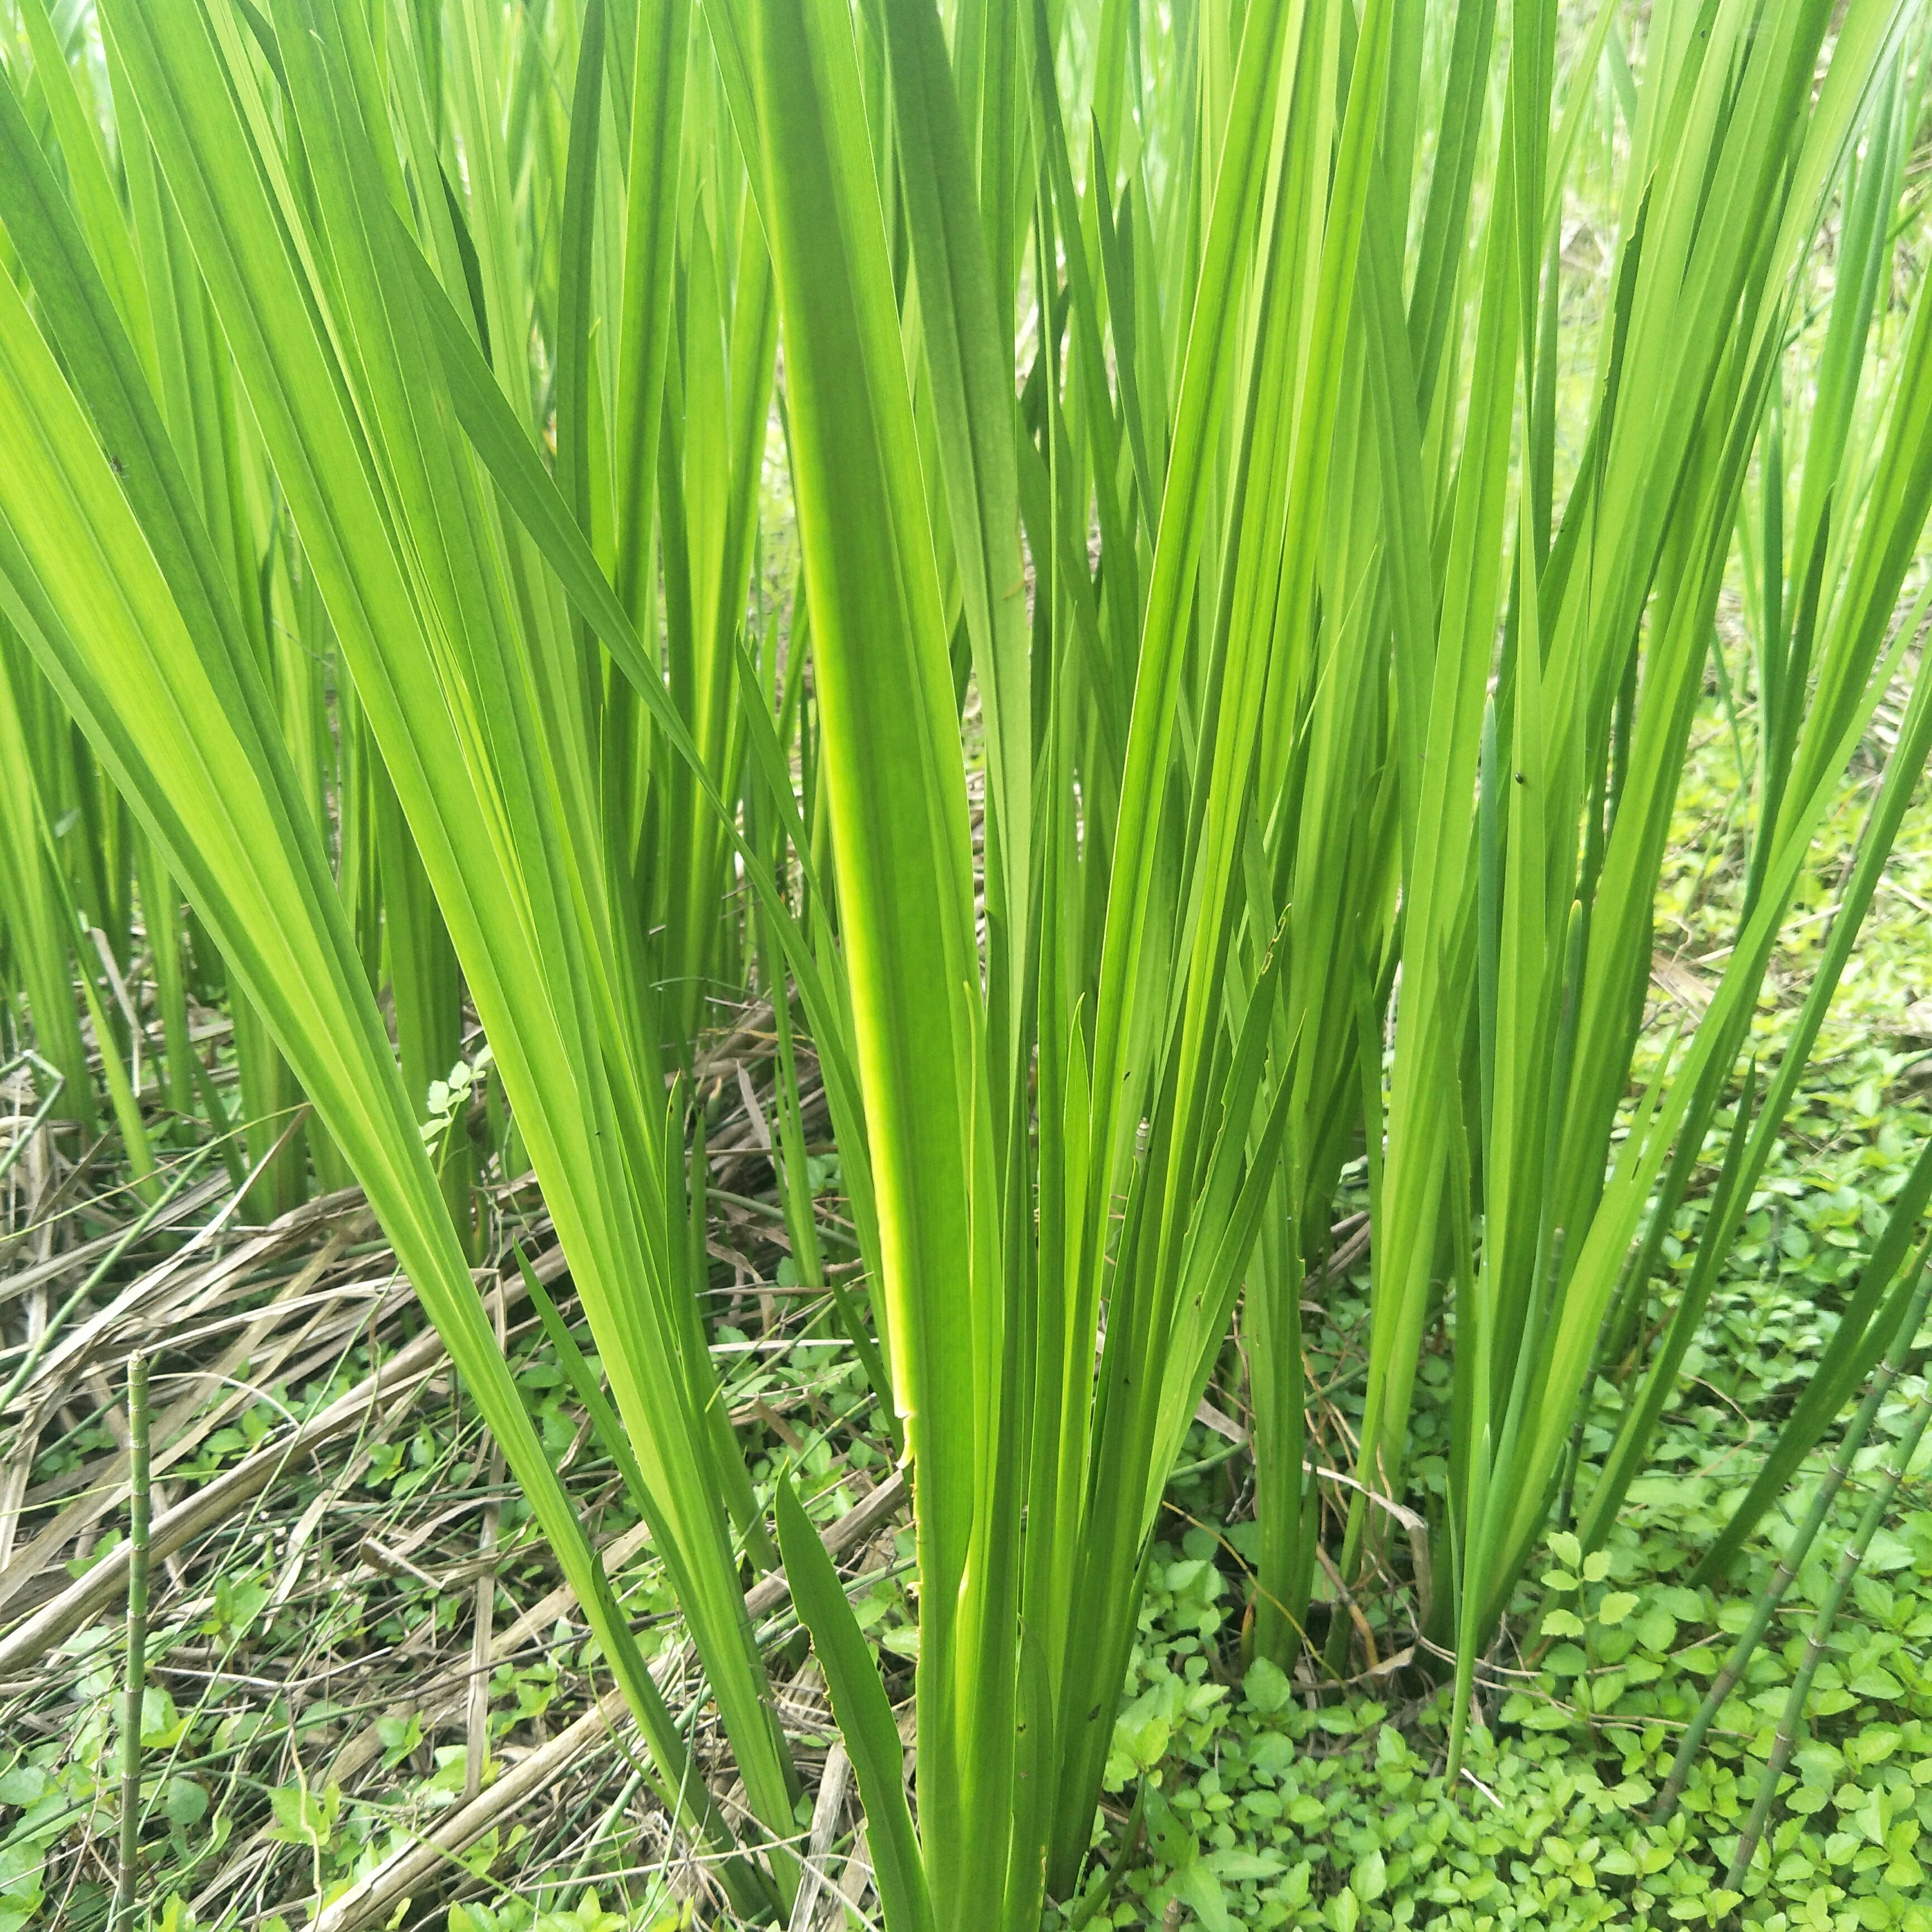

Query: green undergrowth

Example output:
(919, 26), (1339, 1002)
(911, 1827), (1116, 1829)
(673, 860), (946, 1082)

(8, 730), (1932, 1932)
(1078, 1453), (1932, 1931)
(1063, 718), (1932, 1930)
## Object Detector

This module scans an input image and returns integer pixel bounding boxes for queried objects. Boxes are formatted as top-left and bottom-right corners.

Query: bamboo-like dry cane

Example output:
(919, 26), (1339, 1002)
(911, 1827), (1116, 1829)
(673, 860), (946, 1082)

(0, 1051), (64, 1188)
(115, 1351), (151, 1931)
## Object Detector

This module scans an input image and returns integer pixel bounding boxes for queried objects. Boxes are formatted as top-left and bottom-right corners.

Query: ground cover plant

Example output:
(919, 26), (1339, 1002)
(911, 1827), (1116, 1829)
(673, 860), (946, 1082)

(7, 0), (1932, 1927)
(1058, 747), (1932, 1932)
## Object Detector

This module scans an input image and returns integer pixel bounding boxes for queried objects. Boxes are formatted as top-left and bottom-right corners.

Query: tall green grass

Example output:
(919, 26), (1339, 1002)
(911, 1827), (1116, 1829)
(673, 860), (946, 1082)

(2, 0), (1931, 1922)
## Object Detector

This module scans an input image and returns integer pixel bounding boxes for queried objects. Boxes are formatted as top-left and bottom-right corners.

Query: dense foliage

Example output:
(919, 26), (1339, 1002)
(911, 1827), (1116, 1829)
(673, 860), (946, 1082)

(5, 0), (1932, 1928)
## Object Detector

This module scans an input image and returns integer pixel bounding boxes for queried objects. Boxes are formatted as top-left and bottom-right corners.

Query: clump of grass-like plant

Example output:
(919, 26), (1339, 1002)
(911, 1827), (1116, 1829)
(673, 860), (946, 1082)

(3, 0), (1932, 1925)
